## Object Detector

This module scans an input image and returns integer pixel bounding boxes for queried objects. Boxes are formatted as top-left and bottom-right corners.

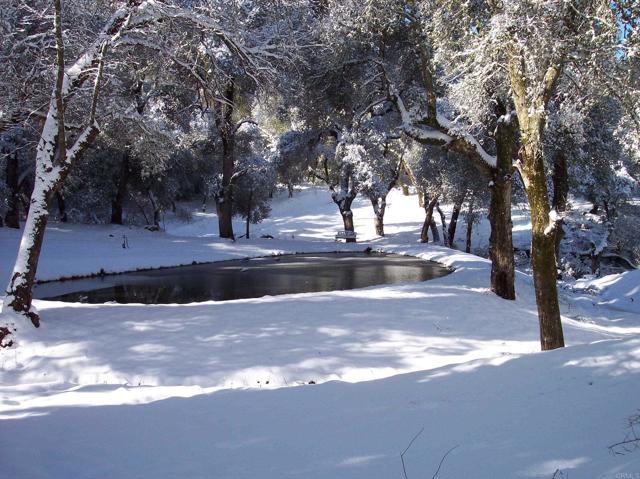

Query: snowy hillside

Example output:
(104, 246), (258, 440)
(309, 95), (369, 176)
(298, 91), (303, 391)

(1, 187), (639, 479)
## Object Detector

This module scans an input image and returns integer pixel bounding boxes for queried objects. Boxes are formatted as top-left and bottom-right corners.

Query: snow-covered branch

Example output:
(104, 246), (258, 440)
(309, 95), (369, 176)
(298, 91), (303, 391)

(386, 79), (497, 171)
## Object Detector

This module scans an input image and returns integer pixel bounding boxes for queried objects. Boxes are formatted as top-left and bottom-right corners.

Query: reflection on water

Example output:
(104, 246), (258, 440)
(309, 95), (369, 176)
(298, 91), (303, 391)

(33, 252), (452, 304)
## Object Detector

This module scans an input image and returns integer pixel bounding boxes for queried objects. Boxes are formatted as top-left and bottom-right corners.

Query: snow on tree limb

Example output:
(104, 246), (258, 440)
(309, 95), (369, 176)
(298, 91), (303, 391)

(387, 80), (497, 170)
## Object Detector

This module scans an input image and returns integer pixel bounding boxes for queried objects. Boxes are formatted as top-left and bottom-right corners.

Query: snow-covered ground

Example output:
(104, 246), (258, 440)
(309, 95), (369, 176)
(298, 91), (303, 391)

(1, 187), (639, 478)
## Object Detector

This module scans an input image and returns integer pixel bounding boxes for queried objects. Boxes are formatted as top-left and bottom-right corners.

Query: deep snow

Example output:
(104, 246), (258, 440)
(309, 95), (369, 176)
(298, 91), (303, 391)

(1, 187), (639, 479)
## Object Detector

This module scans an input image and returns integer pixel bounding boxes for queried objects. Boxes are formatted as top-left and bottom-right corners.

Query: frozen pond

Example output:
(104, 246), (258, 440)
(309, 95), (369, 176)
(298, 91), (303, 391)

(33, 252), (452, 304)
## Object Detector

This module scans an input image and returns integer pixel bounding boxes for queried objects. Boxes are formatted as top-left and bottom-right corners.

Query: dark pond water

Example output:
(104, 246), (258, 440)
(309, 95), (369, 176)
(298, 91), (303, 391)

(33, 252), (452, 304)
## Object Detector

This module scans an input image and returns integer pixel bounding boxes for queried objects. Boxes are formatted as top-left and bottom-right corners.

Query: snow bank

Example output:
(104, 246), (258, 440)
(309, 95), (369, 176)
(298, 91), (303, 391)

(575, 269), (640, 315)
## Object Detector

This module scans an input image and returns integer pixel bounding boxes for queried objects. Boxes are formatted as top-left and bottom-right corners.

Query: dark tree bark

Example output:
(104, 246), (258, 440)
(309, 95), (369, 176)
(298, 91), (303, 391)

(147, 191), (161, 228)
(4, 150), (20, 229)
(334, 187), (357, 243)
(55, 190), (67, 222)
(447, 196), (464, 249)
(465, 198), (475, 254)
(436, 203), (448, 246)
(245, 189), (252, 239)
(420, 196), (439, 243)
(488, 110), (517, 300)
(368, 154), (401, 237)
(215, 80), (236, 239)
(552, 150), (568, 260)
(341, 208), (356, 242)
(552, 150), (568, 213)
(429, 219), (440, 242)
(111, 152), (129, 225)
(523, 146), (565, 350)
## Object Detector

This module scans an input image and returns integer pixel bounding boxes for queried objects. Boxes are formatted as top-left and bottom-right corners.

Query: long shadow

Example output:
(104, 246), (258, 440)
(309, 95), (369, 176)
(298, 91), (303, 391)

(1, 337), (638, 479)
(3, 277), (585, 397)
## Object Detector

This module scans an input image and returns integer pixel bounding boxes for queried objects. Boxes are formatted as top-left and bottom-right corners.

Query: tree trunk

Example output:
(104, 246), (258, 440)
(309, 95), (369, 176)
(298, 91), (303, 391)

(4, 150), (20, 229)
(55, 190), (67, 222)
(521, 141), (565, 350)
(420, 196), (438, 243)
(111, 153), (129, 225)
(489, 112), (517, 300)
(552, 150), (568, 213)
(338, 191), (357, 242)
(217, 198), (234, 238)
(216, 80), (236, 239)
(506, 38), (565, 350)
(4, 184), (53, 327)
(374, 212), (384, 236)
(147, 191), (161, 228)
(246, 189), (252, 239)
(436, 203), (448, 246)
(371, 197), (386, 236)
(447, 197), (464, 249)
(430, 219), (440, 242)
(401, 159), (424, 207)
(4, 0), (105, 325)
(341, 209), (356, 242)
(489, 177), (516, 300)
(465, 199), (474, 254)
(552, 150), (568, 261)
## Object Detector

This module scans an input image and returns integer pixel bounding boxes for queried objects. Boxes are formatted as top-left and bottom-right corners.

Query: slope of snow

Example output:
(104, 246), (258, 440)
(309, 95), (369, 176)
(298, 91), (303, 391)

(0, 186), (638, 479)
(573, 269), (640, 315)
(2, 336), (639, 479)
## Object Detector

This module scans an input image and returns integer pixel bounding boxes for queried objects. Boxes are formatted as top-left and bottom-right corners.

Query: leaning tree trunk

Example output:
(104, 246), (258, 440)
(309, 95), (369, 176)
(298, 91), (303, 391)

(521, 141), (565, 350)
(4, 125), (99, 327)
(4, 180), (56, 327)
(3, 0), (108, 326)
(489, 112), (517, 300)
(436, 203), (448, 246)
(429, 220), (440, 242)
(420, 196), (439, 243)
(447, 196), (464, 249)
(4, 150), (20, 229)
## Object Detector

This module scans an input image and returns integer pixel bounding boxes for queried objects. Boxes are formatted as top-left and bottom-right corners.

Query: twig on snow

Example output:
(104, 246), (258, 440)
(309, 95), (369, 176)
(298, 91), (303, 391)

(431, 444), (459, 479)
(400, 427), (424, 479)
